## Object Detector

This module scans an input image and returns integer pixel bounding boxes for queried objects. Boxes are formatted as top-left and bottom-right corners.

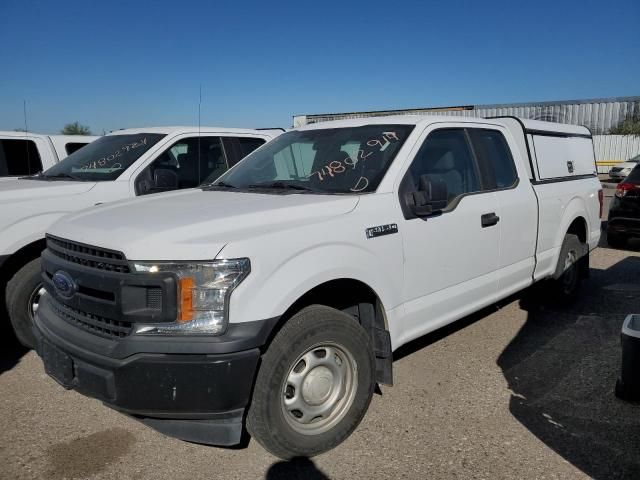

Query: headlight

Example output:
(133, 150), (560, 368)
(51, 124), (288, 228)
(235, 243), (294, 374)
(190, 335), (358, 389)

(131, 258), (250, 335)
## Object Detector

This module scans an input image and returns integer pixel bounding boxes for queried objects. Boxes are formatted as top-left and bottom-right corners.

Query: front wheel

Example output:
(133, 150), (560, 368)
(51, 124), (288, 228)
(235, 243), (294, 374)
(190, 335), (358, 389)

(6, 258), (43, 348)
(247, 305), (375, 459)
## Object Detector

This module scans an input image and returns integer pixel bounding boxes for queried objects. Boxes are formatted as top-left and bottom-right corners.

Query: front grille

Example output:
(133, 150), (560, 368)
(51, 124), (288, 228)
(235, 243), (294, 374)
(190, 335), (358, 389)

(50, 298), (132, 339)
(46, 235), (130, 273)
(611, 168), (623, 173)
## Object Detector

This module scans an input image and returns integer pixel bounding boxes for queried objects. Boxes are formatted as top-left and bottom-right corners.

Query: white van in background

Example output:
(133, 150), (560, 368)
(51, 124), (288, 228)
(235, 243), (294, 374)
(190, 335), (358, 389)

(0, 132), (98, 178)
(0, 126), (282, 348)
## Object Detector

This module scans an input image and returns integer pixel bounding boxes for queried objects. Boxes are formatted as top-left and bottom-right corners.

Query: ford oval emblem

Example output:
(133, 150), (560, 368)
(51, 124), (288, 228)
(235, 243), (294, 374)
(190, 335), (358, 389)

(52, 271), (76, 299)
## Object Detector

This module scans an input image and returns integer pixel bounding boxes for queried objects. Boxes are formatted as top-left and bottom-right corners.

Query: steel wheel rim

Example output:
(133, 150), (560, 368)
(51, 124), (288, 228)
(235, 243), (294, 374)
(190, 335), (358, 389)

(28, 284), (46, 319)
(562, 249), (578, 293)
(281, 342), (358, 435)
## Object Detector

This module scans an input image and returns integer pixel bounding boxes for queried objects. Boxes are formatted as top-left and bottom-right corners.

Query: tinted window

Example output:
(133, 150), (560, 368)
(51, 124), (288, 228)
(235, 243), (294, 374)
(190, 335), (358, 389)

(43, 134), (165, 181)
(65, 142), (89, 155)
(409, 129), (480, 205)
(238, 137), (265, 157)
(627, 164), (640, 182)
(216, 125), (414, 193)
(0, 139), (43, 176)
(468, 129), (517, 189)
(137, 136), (227, 195)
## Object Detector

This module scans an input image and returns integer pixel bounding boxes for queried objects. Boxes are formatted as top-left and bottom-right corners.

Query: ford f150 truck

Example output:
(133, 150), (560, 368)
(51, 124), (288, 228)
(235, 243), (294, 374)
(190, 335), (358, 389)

(0, 131), (97, 179)
(1, 126), (280, 347)
(34, 116), (601, 459)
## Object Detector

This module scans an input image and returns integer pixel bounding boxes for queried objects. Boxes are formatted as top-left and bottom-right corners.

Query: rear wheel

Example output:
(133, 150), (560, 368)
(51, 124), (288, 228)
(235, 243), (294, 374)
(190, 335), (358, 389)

(546, 234), (584, 303)
(247, 305), (375, 459)
(6, 258), (42, 348)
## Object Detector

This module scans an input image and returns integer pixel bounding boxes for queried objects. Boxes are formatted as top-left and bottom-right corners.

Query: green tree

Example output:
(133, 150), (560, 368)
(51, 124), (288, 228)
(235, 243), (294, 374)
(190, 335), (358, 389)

(610, 112), (640, 136)
(61, 121), (92, 135)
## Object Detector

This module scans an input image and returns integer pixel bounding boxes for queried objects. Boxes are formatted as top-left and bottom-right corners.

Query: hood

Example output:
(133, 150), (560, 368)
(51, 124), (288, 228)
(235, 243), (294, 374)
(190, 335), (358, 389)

(49, 189), (360, 260)
(0, 178), (96, 203)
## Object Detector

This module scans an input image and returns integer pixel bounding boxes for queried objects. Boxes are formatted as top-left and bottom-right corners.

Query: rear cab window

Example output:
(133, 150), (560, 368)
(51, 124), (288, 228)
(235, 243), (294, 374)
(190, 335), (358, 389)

(467, 129), (518, 190)
(0, 139), (43, 176)
(65, 142), (89, 155)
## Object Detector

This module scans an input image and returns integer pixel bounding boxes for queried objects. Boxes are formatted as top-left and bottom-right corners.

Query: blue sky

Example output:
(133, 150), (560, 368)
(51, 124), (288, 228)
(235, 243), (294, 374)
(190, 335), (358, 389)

(0, 0), (638, 134)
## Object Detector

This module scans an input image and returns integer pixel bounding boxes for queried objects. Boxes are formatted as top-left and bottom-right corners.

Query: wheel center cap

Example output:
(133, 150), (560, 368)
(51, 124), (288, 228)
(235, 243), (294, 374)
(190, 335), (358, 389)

(302, 366), (334, 405)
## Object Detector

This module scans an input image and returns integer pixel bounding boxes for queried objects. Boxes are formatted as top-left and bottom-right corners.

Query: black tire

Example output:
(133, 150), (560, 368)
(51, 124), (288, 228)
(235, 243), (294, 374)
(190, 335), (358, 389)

(5, 258), (42, 348)
(607, 230), (627, 249)
(546, 233), (584, 303)
(247, 305), (375, 459)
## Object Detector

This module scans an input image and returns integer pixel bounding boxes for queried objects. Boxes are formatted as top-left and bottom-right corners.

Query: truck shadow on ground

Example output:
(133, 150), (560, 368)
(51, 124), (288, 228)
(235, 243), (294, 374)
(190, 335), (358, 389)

(0, 318), (28, 375)
(498, 255), (640, 480)
(265, 457), (330, 480)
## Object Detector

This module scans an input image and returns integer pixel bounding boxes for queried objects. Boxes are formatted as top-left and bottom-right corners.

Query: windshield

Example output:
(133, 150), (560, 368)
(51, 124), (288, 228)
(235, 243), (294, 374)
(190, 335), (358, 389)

(211, 125), (414, 193)
(630, 154), (640, 163)
(40, 133), (166, 181)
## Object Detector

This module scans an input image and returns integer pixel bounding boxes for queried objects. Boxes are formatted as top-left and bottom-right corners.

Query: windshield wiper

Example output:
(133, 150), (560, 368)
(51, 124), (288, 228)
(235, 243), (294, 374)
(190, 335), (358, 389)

(246, 181), (318, 192)
(42, 172), (82, 181)
(213, 181), (237, 188)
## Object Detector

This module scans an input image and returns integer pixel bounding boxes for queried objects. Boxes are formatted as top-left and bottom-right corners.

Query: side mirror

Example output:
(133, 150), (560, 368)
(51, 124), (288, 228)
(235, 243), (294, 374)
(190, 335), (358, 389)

(153, 168), (179, 191)
(406, 175), (448, 217)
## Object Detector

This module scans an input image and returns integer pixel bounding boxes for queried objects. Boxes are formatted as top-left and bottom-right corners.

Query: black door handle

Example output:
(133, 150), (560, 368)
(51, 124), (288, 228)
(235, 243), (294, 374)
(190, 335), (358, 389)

(481, 212), (500, 228)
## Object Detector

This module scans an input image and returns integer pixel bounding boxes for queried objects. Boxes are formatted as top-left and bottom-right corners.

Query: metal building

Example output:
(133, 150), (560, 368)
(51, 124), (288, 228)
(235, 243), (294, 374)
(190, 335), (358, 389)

(293, 96), (640, 170)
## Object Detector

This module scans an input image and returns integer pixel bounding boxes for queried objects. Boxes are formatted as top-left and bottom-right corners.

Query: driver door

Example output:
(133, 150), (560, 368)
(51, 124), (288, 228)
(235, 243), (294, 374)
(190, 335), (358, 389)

(398, 126), (500, 344)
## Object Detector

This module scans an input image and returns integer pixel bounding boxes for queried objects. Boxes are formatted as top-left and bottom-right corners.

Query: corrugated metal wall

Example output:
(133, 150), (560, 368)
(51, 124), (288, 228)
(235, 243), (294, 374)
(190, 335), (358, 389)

(292, 97), (640, 172)
(593, 135), (640, 173)
(293, 97), (640, 134)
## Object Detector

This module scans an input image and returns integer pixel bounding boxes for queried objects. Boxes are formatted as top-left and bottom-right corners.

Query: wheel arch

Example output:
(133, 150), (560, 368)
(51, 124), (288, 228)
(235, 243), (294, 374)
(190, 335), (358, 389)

(1, 238), (46, 290)
(263, 278), (393, 386)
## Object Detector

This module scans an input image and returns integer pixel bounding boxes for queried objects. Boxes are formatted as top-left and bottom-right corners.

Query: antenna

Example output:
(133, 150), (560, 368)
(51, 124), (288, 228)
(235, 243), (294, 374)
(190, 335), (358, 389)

(198, 84), (202, 183)
(23, 99), (32, 175)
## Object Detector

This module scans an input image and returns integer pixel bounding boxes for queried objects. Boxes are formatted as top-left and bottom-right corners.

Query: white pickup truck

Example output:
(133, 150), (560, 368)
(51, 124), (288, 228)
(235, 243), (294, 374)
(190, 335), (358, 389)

(0, 126), (280, 347)
(34, 116), (601, 459)
(0, 131), (97, 178)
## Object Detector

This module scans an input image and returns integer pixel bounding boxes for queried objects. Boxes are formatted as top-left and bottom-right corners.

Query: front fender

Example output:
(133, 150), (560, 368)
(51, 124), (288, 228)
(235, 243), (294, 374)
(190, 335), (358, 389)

(227, 242), (402, 325)
(0, 212), (73, 255)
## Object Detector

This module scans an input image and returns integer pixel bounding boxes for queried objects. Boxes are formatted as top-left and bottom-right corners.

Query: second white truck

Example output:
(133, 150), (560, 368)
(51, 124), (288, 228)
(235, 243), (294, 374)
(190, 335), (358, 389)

(1, 126), (281, 347)
(34, 115), (601, 459)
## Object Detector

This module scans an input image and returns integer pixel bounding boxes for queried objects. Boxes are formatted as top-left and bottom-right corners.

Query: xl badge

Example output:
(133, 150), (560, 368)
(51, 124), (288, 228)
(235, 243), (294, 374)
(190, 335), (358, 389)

(366, 224), (398, 239)
(52, 270), (77, 299)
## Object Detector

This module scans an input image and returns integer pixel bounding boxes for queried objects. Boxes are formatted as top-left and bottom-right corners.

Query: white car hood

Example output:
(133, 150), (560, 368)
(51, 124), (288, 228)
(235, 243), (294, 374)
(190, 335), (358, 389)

(618, 161), (638, 169)
(0, 178), (96, 203)
(49, 189), (360, 260)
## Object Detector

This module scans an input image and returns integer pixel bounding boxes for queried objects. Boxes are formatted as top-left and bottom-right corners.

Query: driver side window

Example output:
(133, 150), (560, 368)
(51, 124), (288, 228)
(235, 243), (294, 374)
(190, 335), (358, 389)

(409, 129), (480, 207)
(135, 136), (226, 195)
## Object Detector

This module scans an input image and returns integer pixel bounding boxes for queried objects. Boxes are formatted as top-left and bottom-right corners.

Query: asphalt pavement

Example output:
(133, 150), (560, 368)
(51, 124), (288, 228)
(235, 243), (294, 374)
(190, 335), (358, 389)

(1, 186), (639, 480)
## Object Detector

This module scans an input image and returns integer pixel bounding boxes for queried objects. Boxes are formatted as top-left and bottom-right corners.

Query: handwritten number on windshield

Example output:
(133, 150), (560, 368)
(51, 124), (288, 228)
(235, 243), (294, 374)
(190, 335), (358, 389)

(80, 137), (148, 171)
(308, 131), (399, 191)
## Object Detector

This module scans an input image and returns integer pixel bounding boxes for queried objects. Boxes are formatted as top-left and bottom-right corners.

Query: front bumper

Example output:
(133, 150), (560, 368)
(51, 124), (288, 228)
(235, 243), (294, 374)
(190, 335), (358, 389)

(34, 295), (276, 446)
(607, 216), (640, 238)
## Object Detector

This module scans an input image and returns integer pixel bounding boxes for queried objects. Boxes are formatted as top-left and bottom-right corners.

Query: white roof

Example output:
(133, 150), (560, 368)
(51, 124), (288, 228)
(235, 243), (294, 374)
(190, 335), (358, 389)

(106, 126), (280, 137)
(295, 115), (592, 136)
(0, 131), (97, 141)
